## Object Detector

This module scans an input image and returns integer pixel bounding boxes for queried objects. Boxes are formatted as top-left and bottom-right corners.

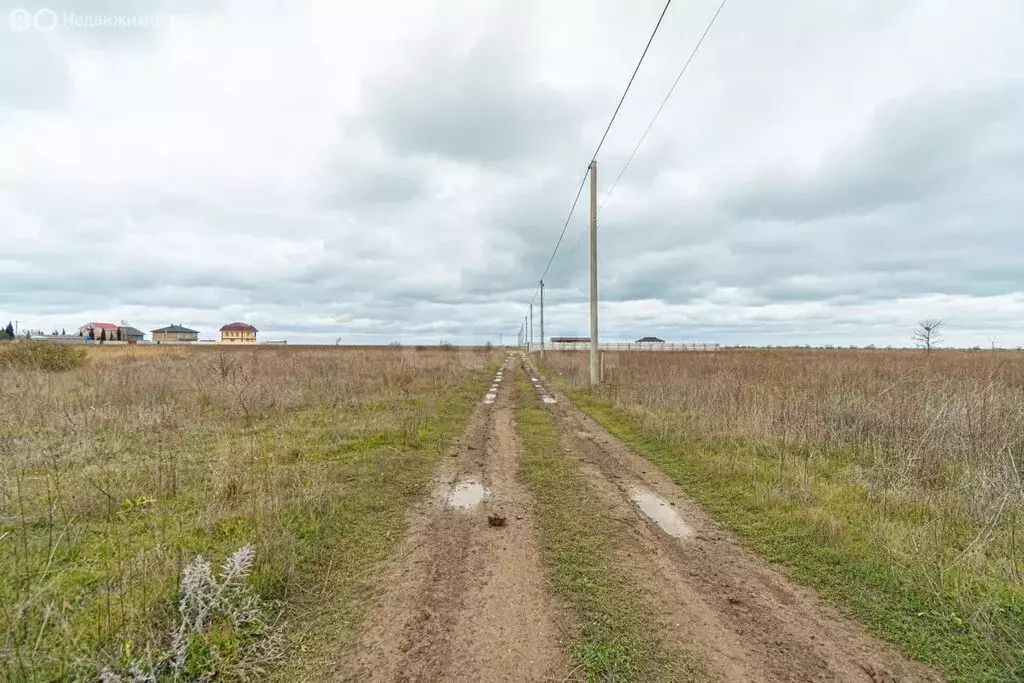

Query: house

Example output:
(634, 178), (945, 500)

(152, 324), (199, 343)
(220, 322), (257, 343)
(635, 336), (665, 343)
(118, 326), (145, 344)
(78, 322), (118, 340)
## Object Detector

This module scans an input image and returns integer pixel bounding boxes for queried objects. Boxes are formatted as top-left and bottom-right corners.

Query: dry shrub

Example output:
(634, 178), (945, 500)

(0, 340), (88, 371)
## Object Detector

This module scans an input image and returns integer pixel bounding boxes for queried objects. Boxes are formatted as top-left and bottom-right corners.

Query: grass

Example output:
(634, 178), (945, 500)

(514, 370), (706, 682)
(542, 349), (1024, 682)
(0, 344), (497, 680)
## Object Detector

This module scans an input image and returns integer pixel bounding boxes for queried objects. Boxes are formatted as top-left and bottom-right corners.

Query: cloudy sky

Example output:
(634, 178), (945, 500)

(2, 0), (1022, 346)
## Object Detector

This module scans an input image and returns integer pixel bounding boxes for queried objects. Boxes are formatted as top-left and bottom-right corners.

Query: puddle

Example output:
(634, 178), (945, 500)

(483, 393), (496, 404)
(531, 377), (539, 382)
(629, 487), (694, 540)
(447, 480), (489, 510)
(542, 396), (557, 404)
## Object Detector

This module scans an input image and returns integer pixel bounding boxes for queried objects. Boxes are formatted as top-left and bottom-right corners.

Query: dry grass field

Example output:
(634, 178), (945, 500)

(0, 343), (497, 681)
(543, 348), (1024, 681)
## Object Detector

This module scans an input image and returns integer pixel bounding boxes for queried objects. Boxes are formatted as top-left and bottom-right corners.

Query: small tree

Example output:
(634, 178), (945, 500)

(116, 328), (123, 341)
(99, 329), (107, 343)
(4, 322), (13, 338)
(912, 318), (943, 352)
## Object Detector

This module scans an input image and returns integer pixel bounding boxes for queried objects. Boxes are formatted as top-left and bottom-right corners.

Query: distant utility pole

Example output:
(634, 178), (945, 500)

(539, 279), (545, 358)
(589, 159), (599, 386)
(529, 303), (534, 354)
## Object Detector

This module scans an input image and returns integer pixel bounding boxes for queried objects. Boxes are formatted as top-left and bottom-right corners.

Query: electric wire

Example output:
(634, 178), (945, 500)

(565, 0), (729, 265)
(529, 0), (674, 308)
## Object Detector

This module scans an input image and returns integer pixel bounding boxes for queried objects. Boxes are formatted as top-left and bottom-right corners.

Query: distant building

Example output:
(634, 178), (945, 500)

(78, 322), (118, 340)
(635, 336), (665, 343)
(220, 322), (258, 343)
(152, 324), (199, 343)
(550, 336), (590, 343)
(118, 326), (145, 343)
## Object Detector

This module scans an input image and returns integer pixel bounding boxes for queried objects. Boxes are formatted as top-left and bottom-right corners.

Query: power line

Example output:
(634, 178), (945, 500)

(602, 0), (729, 210)
(529, 0), (674, 307)
(566, 0), (729, 266)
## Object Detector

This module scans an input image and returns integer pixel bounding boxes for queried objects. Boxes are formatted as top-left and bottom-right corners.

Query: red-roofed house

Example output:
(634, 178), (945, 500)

(78, 322), (118, 340)
(220, 322), (258, 343)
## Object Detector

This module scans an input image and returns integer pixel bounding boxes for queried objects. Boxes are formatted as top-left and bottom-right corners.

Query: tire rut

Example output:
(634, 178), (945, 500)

(523, 355), (942, 683)
(343, 356), (567, 682)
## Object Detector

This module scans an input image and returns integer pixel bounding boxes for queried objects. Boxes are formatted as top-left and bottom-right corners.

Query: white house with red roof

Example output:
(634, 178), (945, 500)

(77, 322), (118, 340)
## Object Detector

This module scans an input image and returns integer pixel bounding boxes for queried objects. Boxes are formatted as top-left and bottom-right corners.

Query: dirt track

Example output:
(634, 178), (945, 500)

(343, 356), (567, 682)
(340, 353), (942, 682)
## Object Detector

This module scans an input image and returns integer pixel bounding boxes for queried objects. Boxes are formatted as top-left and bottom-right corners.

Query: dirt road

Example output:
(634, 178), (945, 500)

(339, 353), (941, 682)
(343, 355), (567, 682)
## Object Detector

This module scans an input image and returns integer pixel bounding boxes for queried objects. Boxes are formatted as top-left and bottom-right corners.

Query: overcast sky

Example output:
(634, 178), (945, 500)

(2, 0), (1022, 346)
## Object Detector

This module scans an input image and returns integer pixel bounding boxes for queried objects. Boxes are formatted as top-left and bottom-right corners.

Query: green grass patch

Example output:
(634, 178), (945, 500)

(514, 372), (707, 682)
(558, 385), (1024, 683)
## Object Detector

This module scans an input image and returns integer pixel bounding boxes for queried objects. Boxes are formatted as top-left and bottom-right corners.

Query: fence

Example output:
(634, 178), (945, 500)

(534, 342), (718, 352)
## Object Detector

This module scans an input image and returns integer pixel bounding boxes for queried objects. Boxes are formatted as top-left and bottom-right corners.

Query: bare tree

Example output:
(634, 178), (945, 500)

(913, 319), (944, 352)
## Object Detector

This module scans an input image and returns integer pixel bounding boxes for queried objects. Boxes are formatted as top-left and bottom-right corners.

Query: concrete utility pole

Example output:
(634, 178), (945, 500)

(589, 159), (599, 386)
(524, 315), (528, 352)
(529, 303), (533, 354)
(539, 280), (545, 358)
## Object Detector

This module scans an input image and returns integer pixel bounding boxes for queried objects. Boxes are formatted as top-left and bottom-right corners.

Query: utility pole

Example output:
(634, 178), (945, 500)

(529, 303), (533, 354)
(539, 280), (545, 358)
(524, 315), (528, 352)
(589, 160), (599, 386)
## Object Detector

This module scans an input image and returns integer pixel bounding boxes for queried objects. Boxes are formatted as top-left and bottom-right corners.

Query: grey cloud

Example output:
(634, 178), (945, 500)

(359, 37), (586, 166)
(725, 86), (1024, 222)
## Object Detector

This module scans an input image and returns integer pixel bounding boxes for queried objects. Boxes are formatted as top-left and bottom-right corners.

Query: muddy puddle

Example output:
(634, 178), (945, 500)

(542, 396), (557, 404)
(483, 393), (496, 404)
(629, 487), (694, 539)
(447, 480), (489, 510)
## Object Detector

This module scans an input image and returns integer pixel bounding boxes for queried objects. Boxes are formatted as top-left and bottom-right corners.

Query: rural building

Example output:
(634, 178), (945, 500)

(78, 322), (118, 340)
(152, 324), (199, 343)
(118, 326), (145, 343)
(220, 322), (258, 343)
(550, 336), (590, 343)
(635, 336), (665, 343)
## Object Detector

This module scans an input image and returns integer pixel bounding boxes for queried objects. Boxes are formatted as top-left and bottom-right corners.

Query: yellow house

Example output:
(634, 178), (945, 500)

(151, 324), (199, 343)
(220, 322), (257, 343)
